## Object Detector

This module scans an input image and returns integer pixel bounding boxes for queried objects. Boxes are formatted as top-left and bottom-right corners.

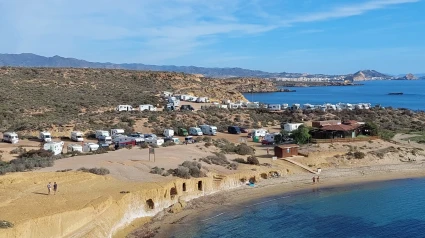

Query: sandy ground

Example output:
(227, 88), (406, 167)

(2, 134), (425, 238)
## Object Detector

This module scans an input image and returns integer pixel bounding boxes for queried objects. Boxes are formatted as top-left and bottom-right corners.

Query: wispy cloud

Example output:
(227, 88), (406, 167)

(0, 0), (420, 63)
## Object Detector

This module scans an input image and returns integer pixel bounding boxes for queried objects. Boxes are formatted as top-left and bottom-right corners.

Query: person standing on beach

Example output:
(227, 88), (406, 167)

(53, 182), (58, 195)
(317, 176), (320, 183)
(312, 177), (316, 183)
(47, 182), (52, 195)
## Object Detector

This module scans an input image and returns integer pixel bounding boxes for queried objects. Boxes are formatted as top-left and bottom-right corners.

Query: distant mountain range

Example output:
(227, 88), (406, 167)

(0, 53), (422, 80)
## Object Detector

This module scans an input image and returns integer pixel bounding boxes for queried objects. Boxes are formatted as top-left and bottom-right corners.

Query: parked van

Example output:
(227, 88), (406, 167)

(95, 130), (110, 139)
(39, 131), (52, 142)
(251, 129), (267, 137)
(82, 143), (100, 152)
(113, 136), (136, 146)
(2, 132), (19, 144)
(67, 144), (83, 153)
(163, 129), (174, 137)
(111, 129), (125, 138)
(139, 104), (157, 111)
(267, 104), (281, 111)
(178, 128), (188, 136)
(43, 141), (64, 155)
(263, 133), (280, 144)
(189, 127), (203, 136)
(199, 125), (217, 135)
(115, 105), (133, 112)
(71, 131), (84, 142)
(98, 135), (112, 145)
(227, 126), (241, 134)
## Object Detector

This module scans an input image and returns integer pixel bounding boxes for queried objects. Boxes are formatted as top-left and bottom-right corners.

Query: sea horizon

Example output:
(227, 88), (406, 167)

(243, 80), (425, 111)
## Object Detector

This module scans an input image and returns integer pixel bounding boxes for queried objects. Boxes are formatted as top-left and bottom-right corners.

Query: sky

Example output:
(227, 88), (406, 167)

(0, 0), (424, 75)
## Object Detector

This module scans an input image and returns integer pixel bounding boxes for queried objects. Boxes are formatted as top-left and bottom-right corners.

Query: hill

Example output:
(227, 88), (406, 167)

(344, 70), (391, 81)
(0, 53), (274, 78)
(395, 73), (418, 80)
(0, 67), (276, 133)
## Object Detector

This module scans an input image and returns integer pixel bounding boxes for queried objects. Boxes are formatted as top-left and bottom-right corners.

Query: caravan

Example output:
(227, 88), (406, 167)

(39, 131), (52, 142)
(251, 129), (267, 137)
(43, 141), (64, 155)
(2, 132), (19, 144)
(189, 127), (203, 136)
(111, 129), (125, 138)
(83, 143), (100, 152)
(282, 123), (304, 132)
(199, 125), (217, 135)
(70, 131), (84, 142)
(115, 105), (134, 112)
(139, 104), (157, 111)
(163, 129), (175, 137)
(67, 144), (83, 153)
(267, 104), (281, 111)
(95, 130), (110, 139)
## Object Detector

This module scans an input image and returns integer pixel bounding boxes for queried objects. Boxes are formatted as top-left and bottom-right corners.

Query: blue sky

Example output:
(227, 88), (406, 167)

(0, 0), (424, 74)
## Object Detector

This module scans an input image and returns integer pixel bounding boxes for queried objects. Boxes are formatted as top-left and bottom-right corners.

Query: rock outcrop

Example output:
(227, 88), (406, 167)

(396, 73), (418, 80)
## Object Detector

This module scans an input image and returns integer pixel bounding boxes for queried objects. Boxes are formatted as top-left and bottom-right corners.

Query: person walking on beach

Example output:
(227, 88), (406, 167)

(312, 177), (316, 184)
(53, 182), (58, 195)
(317, 176), (320, 183)
(47, 182), (52, 195)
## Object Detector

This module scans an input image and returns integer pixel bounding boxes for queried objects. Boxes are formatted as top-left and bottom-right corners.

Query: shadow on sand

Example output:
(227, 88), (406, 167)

(32, 192), (49, 196)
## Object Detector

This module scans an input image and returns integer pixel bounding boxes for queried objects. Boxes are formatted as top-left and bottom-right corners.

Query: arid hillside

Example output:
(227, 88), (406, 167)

(0, 67), (277, 133)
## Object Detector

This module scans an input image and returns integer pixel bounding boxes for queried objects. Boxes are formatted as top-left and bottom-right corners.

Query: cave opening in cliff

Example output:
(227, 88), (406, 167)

(170, 187), (178, 199)
(198, 181), (203, 191)
(146, 199), (155, 209)
(182, 183), (186, 192)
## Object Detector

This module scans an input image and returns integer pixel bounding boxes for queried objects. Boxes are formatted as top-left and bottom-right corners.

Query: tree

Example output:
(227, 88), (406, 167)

(364, 122), (378, 136)
(291, 125), (311, 144)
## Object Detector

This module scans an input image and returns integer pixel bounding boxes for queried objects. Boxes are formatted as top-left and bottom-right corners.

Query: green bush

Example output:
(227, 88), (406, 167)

(235, 144), (254, 155)
(247, 156), (260, 165)
(204, 142), (213, 148)
(140, 143), (149, 149)
(78, 167), (110, 175)
(354, 151), (366, 159)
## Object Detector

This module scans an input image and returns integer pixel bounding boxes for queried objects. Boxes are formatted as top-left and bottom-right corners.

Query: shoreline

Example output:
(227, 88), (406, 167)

(129, 162), (425, 237)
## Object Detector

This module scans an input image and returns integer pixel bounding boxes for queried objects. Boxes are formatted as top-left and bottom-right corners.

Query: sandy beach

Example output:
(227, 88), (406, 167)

(1, 135), (425, 238)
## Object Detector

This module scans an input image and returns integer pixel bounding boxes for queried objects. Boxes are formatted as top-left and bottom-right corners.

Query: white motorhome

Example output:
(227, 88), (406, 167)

(180, 95), (191, 101)
(268, 104), (281, 111)
(43, 141), (64, 155)
(163, 129), (174, 137)
(39, 131), (52, 142)
(2, 132), (19, 144)
(71, 131), (84, 142)
(146, 137), (164, 146)
(283, 123), (304, 132)
(189, 127), (203, 136)
(113, 136), (137, 145)
(264, 133), (280, 143)
(98, 135), (112, 145)
(111, 129), (125, 138)
(95, 130), (110, 139)
(199, 125), (217, 135)
(67, 144), (83, 153)
(139, 104), (157, 111)
(82, 143), (100, 152)
(115, 105), (134, 112)
(196, 97), (209, 103)
(251, 129), (267, 137)
(168, 97), (180, 106)
(162, 91), (173, 98)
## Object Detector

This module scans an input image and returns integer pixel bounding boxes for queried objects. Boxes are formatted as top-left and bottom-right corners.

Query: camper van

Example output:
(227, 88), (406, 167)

(139, 104), (157, 111)
(263, 133), (280, 144)
(282, 123), (304, 132)
(146, 137), (164, 146)
(228, 126), (241, 134)
(196, 97), (209, 103)
(163, 129), (174, 138)
(39, 131), (52, 142)
(178, 128), (188, 136)
(251, 129), (267, 137)
(71, 131), (84, 142)
(199, 125), (217, 135)
(267, 104), (281, 111)
(111, 129), (125, 138)
(43, 141), (64, 155)
(113, 136), (137, 146)
(67, 144), (83, 153)
(2, 132), (19, 144)
(115, 105), (133, 112)
(189, 127), (203, 136)
(98, 135), (112, 145)
(82, 143), (100, 152)
(95, 130), (110, 139)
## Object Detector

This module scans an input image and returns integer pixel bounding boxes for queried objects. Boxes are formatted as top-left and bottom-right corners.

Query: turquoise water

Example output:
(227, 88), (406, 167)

(171, 178), (425, 237)
(243, 80), (425, 111)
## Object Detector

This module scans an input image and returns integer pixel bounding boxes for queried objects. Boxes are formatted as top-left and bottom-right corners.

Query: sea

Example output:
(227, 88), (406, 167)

(242, 80), (425, 111)
(171, 178), (425, 238)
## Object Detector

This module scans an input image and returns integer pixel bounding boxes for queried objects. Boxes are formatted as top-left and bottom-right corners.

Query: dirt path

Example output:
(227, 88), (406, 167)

(392, 133), (425, 150)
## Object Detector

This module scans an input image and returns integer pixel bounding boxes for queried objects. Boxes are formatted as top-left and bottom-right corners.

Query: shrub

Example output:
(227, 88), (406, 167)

(78, 167), (110, 175)
(10, 146), (26, 155)
(204, 142), (213, 148)
(140, 143), (149, 149)
(162, 141), (176, 147)
(174, 166), (190, 179)
(201, 153), (229, 166)
(235, 144), (254, 155)
(20, 149), (53, 159)
(202, 137), (212, 143)
(150, 144), (159, 148)
(228, 163), (239, 170)
(125, 144), (133, 150)
(195, 137), (204, 143)
(0, 220), (14, 229)
(56, 169), (72, 172)
(353, 151), (366, 159)
(233, 158), (246, 164)
(247, 156), (260, 165)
